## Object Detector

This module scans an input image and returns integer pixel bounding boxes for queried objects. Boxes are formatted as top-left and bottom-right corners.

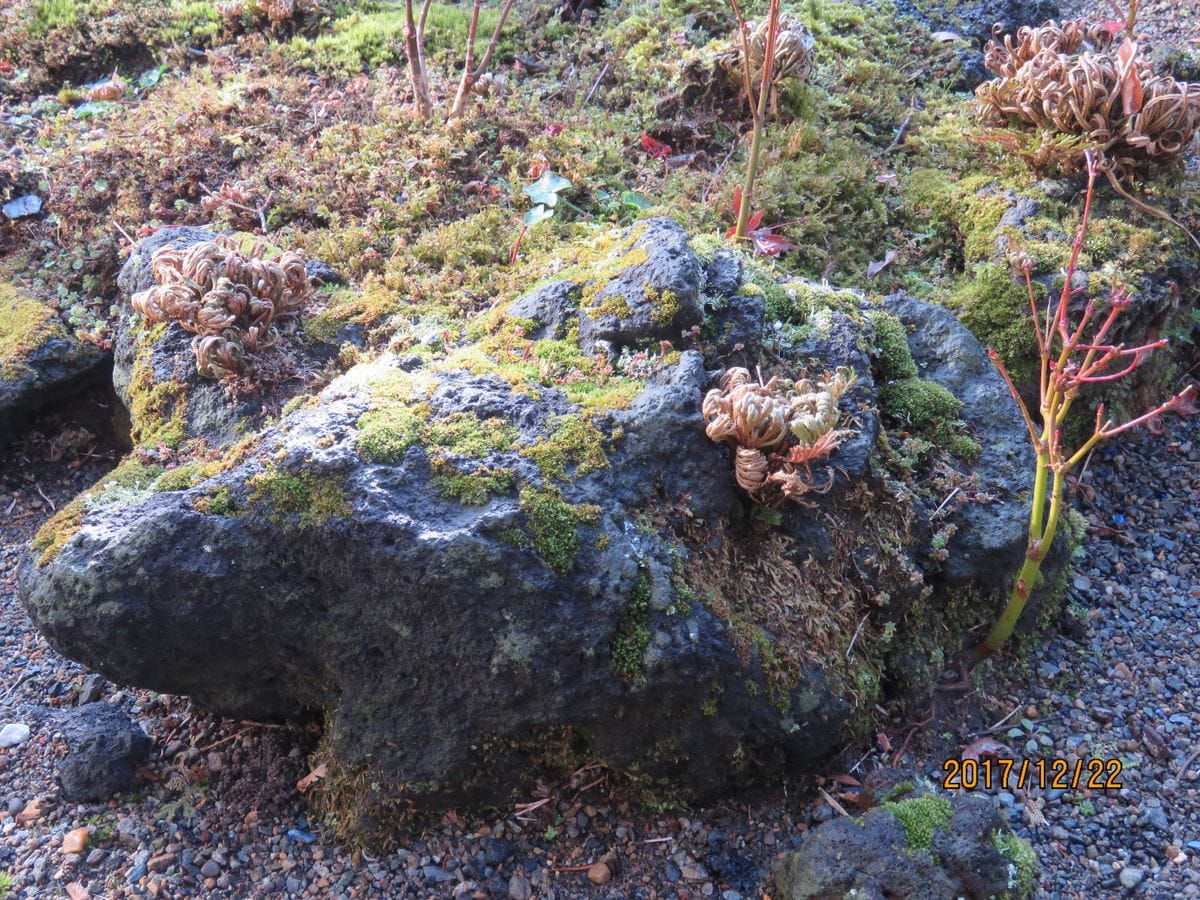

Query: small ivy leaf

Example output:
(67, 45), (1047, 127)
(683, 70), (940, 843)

(621, 190), (652, 210)
(138, 66), (165, 89)
(523, 171), (572, 207)
(523, 204), (554, 227)
(1020, 717), (1035, 732)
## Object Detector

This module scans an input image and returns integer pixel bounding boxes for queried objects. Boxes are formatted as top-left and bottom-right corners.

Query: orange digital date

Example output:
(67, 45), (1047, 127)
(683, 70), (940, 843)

(942, 757), (1123, 791)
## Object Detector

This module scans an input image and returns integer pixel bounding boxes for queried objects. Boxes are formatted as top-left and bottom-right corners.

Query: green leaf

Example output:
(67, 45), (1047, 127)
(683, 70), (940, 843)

(523, 205), (554, 227)
(621, 190), (651, 210)
(138, 67), (164, 89)
(1020, 718), (1035, 732)
(93, 179), (108, 192)
(523, 171), (571, 207)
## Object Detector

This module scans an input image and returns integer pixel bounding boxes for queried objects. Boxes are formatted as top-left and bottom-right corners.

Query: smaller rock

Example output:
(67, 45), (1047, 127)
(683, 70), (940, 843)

(57, 704), (151, 802)
(62, 827), (90, 854)
(484, 838), (516, 866)
(1119, 866), (1144, 889)
(0, 723), (30, 748)
(77, 674), (107, 706)
(508, 874), (532, 900)
(147, 852), (173, 873)
(200, 859), (221, 878)
(2, 195), (42, 220)
(587, 861), (612, 885)
(87, 848), (106, 866)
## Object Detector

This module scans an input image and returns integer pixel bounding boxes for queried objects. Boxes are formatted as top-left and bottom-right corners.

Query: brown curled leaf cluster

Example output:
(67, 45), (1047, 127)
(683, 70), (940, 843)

(131, 236), (312, 379)
(216, 0), (312, 26)
(975, 19), (1200, 177)
(720, 15), (815, 90)
(702, 367), (855, 503)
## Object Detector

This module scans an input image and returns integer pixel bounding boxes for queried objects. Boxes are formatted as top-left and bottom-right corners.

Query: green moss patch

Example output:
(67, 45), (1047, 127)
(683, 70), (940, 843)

(31, 458), (164, 567)
(993, 830), (1037, 898)
(0, 283), (65, 382)
(611, 569), (652, 683)
(246, 467), (350, 526)
(518, 414), (609, 481)
(517, 487), (599, 577)
(882, 794), (953, 850)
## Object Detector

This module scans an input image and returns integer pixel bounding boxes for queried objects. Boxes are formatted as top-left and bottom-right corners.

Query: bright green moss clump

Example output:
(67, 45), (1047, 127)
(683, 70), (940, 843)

(882, 795), (953, 850)
(611, 569), (652, 683)
(879, 378), (978, 459)
(993, 830), (1038, 898)
(356, 406), (426, 463)
(518, 487), (599, 577)
(953, 262), (1039, 389)
(868, 311), (919, 382)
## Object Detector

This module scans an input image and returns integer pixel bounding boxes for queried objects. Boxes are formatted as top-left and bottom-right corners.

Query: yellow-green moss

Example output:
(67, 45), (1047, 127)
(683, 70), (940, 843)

(952, 262), (1039, 389)
(246, 467), (349, 526)
(192, 486), (236, 516)
(31, 458), (165, 567)
(0, 283), (64, 381)
(431, 462), (514, 505)
(425, 412), (517, 459)
(993, 830), (1037, 898)
(519, 414), (609, 481)
(882, 794), (953, 850)
(286, 4), (515, 76)
(611, 568), (652, 683)
(356, 405), (428, 463)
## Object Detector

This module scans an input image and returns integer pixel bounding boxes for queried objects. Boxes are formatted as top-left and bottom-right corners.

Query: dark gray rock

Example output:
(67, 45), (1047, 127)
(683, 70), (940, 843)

(703, 249), (744, 301)
(506, 280), (579, 340)
(773, 793), (1034, 899)
(882, 292), (1034, 584)
(577, 218), (704, 353)
(56, 703), (150, 802)
(0, 322), (108, 444)
(77, 673), (107, 705)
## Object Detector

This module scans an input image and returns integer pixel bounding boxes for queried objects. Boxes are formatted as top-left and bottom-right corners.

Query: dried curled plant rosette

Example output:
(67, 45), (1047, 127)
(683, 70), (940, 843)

(702, 366), (856, 503)
(719, 14), (815, 94)
(131, 236), (312, 379)
(974, 18), (1200, 180)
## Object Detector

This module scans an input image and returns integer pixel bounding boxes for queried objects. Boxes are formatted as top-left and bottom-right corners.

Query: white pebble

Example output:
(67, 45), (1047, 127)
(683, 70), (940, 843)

(0, 723), (30, 748)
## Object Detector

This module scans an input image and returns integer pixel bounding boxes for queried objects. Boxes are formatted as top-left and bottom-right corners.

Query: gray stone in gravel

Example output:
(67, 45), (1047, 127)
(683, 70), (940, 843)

(86, 848), (106, 865)
(508, 874), (532, 900)
(423, 865), (455, 882)
(77, 673), (106, 705)
(0, 723), (30, 748)
(484, 838), (516, 866)
(6, 797), (24, 816)
(200, 859), (221, 878)
(665, 860), (682, 882)
(1119, 866), (1145, 889)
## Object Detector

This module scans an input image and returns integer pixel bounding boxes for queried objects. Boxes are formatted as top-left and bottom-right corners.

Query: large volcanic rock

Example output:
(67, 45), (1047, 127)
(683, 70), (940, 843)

(20, 222), (1049, 837)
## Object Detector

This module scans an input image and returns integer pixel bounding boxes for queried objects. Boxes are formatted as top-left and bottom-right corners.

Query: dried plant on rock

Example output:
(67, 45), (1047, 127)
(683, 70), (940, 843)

(975, 18), (1200, 180)
(972, 151), (1197, 661)
(702, 366), (855, 502)
(131, 236), (312, 379)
